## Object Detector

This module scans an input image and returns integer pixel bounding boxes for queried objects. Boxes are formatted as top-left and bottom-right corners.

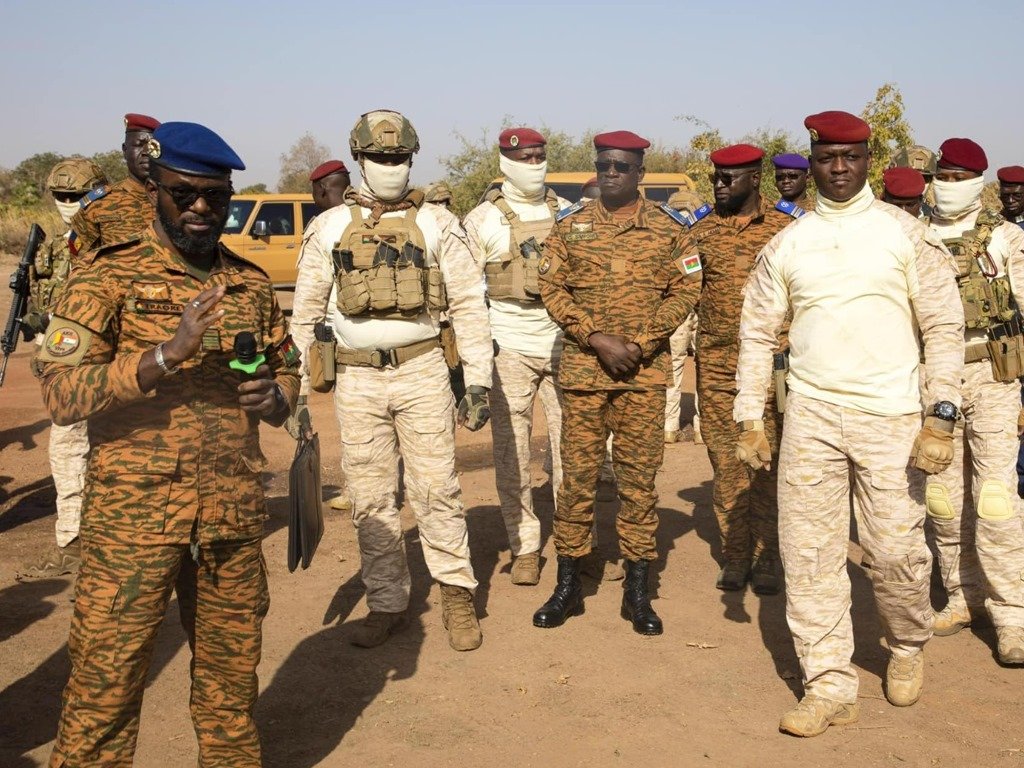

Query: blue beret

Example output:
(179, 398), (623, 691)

(772, 153), (810, 171)
(147, 121), (245, 177)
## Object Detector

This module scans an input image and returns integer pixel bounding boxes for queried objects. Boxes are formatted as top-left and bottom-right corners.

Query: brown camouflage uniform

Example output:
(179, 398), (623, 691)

(693, 200), (792, 567)
(35, 225), (299, 767)
(540, 197), (701, 561)
(69, 176), (153, 254)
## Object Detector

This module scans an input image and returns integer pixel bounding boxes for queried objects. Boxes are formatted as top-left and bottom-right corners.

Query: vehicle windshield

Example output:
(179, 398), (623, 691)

(223, 200), (255, 234)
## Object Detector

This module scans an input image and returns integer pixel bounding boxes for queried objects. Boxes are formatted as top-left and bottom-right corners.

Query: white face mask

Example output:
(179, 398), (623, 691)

(499, 154), (548, 199)
(360, 158), (411, 201)
(55, 199), (80, 225)
(932, 177), (985, 219)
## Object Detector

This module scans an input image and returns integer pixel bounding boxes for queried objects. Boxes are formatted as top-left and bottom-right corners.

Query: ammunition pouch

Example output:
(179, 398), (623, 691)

(439, 319), (460, 369)
(482, 190), (558, 303)
(985, 333), (1024, 383)
(772, 351), (789, 414)
(947, 210), (1018, 331)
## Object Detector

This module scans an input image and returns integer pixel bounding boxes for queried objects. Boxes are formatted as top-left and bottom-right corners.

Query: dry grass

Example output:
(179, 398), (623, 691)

(0, 205), (63, 258)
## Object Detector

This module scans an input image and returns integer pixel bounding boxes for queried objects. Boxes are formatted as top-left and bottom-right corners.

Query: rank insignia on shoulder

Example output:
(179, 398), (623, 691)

(556, 199), (587, 222)
(79, 186), (108, 209)
(775, 199), (806, 218)
(676, 251), (703, 276)
(280, 335), (300, 367)
(661, 202), (712, 228)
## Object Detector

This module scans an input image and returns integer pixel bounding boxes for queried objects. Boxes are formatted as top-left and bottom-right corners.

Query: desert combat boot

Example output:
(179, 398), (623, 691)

(997, 627), (1024, 665)
(885, 651), (924, 706)
(511, 551), (541, 585)
(351, 611), (408, 648)
(779, 696), (860, 737)
(440, 584), (482, 651)
(932, 602), (974, 636)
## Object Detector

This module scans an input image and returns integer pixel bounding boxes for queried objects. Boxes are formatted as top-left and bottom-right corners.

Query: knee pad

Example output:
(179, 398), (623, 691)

(926, 484), (956, 520)
(977, 480), (1015, 521)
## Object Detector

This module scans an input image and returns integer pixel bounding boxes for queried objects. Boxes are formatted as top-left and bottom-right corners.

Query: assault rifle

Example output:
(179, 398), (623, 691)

(1, 224), (44, 386)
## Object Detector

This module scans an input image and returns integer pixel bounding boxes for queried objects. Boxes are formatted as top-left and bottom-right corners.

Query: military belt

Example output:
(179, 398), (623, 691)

(964, 344), (990, 364)
(335, 337), (439, 369)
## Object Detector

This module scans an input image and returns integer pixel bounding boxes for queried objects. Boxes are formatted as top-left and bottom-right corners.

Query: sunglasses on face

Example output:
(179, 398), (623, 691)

(595, 160), (636, 174)
(154, 180), (234, 210)
(708, 170), (753, 186)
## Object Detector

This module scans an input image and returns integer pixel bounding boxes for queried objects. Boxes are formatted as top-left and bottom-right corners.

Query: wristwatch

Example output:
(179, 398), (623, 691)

(931, 401), (960, 422)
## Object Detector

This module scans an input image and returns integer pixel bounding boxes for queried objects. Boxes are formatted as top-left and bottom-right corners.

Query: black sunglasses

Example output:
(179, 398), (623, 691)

(708, 170), (754, 186)
(154, 179), (234, 210)
(595, 160), (636, 174)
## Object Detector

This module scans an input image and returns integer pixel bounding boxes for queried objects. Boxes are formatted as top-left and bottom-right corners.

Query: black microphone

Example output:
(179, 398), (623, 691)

(229, 331), (265, 374)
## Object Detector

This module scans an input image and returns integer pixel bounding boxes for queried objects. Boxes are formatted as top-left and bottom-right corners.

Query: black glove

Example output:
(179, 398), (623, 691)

(285, 395), (312, 440)
(457, 385), (490, 431)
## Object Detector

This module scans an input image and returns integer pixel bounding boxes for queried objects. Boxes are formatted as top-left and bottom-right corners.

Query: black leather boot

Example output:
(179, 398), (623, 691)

(532, 555), (583, 628)
(621, 559), (663, 636)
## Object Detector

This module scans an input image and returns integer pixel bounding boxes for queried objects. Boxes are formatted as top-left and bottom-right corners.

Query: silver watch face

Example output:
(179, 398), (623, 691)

(933, 401), (957, 421)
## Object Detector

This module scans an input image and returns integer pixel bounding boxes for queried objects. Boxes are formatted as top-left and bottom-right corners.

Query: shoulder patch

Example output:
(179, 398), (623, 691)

(78, 186), (109, 210)
(675, 250), (703, 277)
(660, 202), (712, 229)
(775, 199), (806, 219)
(556, 199), (588, 222)
(36, 317), (94, 366)
(68, 230), (80, 256)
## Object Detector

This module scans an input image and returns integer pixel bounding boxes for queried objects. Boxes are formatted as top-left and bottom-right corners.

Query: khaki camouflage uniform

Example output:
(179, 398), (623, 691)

(36, 225), (299, 767)
(693, 200), (792, 567)
(540, 197), (701, 561)
(735, 197), (964, 703)
(69, 176), (152, 254)
(665, 311), (697, 433)
(291, 188), (493, 613)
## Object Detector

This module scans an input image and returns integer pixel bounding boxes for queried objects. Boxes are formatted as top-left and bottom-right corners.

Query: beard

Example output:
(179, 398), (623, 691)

(158, 205), (224, 257)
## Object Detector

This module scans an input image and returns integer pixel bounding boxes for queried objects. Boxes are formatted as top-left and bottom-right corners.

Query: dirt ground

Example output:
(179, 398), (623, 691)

(1, 255), (1023, 767)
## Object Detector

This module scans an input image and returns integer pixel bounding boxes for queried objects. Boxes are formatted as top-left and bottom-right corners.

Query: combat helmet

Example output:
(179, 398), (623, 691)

(667, 189), (705, 214)
(46, 158), (107, 193)
(891, 145), (937, 177)
(424, 181), (453, 204)
(349, 109), (420, 157)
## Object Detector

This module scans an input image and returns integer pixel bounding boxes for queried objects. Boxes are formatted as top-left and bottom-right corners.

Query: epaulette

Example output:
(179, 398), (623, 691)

(222, 244), (272, 279)
(76, 234), (142, 265)
(775, 199), (806, 219)
(78, 185), (109, 210)
(660, 202), (712, 229)
(556, 198), (589, 222)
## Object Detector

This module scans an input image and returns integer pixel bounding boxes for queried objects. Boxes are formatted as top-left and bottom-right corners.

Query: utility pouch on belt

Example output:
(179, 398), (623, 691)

(309, 321), (337, 393)
(333, 248), (371, 315)
(986, 334), (1024, 382)
(773, 352), (789, 414)
(439, 319), (460, 369)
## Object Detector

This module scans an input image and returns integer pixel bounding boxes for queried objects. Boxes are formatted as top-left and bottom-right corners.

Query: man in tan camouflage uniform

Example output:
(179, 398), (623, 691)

(463, 127), (570, 586)
(16, 158), (107, 581)
(923, 138), (1024, 665)
(68, 113), (159, 255)
(891, 145), (937, 218)
(694, 144), (794, 595)
(37, 122), (299, 767)
(735, 111), (964, 736)
(424, 181), (454, 209)
(533, 130), (701, 636)
(292, 110), (493, 651)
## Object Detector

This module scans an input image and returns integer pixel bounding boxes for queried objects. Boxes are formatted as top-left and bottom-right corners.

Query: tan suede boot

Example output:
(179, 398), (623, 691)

(440, 585), (482, 651)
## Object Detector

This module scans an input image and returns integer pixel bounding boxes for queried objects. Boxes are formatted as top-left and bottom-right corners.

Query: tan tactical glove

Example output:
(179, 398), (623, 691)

(910, 416), (955, 474)
(457, 385), (490, 432)
(736, 420), (772, 471)
(285, 395), (312, 440)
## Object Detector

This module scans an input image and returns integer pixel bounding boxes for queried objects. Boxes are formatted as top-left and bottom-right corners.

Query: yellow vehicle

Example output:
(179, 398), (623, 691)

(221, 194), (318, 287)
(484, 172), (697, 204)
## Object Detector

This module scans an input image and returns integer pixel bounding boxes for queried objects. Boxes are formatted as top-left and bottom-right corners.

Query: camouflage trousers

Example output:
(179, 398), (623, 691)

(50, 535), (268, 768)
(50, 419), (89, 547)
(779, 393), (932, 704)
(490, 347), (562, 556)
(555, 388), (666, 561)
(697, 350), (781, 565)
(335, 348), (476, 612)
(926, 359), (1024, 628)
(665, 312), (697, 432)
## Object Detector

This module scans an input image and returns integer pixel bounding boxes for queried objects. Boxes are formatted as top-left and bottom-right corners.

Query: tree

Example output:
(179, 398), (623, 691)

(861, 83), (914, 193)
(239, 183), (269, 195)
(278, 133), (330, 193)
(90, 150), (127, 186)
(9, 152), (63, 206)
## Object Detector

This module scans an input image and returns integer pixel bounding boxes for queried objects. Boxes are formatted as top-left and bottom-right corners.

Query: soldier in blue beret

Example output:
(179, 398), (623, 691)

(772, 152), (814, 217)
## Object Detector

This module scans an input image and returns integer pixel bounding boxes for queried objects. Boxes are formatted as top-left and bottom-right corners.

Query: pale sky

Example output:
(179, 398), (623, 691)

(2, 0), (1021, 188)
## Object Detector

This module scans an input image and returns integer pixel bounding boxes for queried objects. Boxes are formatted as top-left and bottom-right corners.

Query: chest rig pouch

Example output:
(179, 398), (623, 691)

(331, 197), (447, 319)
(483, 189), (559, 303)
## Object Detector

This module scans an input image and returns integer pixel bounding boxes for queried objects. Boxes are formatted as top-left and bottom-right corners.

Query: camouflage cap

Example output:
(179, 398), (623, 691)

(46, 158), (107, 193)
(891, 145), (937, 176)
(423, 181), (453, 203)
(349, 109), (420, 156)
(667, 189), (705, 213)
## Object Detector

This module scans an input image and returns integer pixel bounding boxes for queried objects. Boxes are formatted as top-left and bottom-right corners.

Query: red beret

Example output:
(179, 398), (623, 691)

(804, 111), (870, 144)
(937, 138), (988, 173)
(594, 131), (651, 152)
(499, 128), (546, 150)
(124, 113), (160, 133)
(310, 160), (349, 182)
(883, 167), (926, 198)
(710, 143), (764, 167)
(998, 165), (1024, 184)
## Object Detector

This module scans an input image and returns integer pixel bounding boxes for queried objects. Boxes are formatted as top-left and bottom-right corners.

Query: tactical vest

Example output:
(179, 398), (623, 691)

(941, 209), (1017, 330)
(482, 189), (559, 303)
(331, 194), (447, 319)
(29, 236), (73, 317)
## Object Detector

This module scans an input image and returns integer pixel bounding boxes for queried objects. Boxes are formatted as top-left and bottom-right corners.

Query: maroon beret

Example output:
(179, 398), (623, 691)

(937, 138), (988, 172)
(804, 111), (871, 144)
(998, 165), (1024, 184)
(883, 167), (926, 198)
(710, 143), (764, 167)
(499, 127), (546, 150)
(124, 113), (160, 133)
(594, 131), (651, 152)
(310, 160), (349, 182)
